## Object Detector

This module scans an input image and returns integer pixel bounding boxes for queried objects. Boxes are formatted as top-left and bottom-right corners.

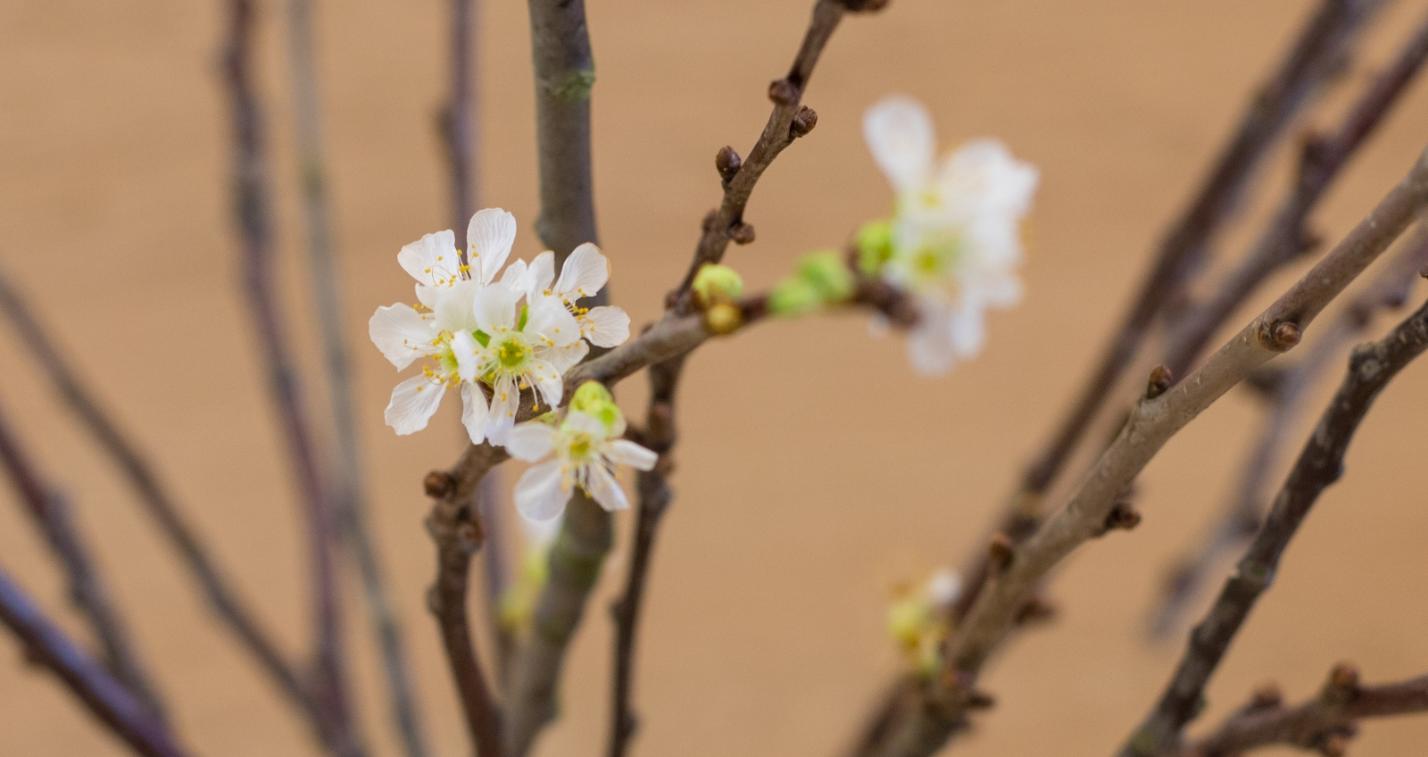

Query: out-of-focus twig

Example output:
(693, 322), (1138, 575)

(220, 1), (361, 753)
(284, 2), (427, 754)
(0, 402), (168, 724)
(0, 564), (188, 757)
(1124, 288), (1428, 756)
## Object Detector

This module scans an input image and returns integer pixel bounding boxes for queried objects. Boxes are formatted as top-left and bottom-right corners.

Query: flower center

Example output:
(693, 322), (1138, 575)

(566, 433), (594, 462)
(495, 336), (531, 370)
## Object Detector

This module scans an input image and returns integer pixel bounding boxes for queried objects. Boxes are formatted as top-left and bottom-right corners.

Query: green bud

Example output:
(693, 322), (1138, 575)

(797, 250), (855, 302)
(570, 381), (622, 432)
(691, 263), (745, 307)
(857, 219), (895, 275)
(768, 278), (822, 317)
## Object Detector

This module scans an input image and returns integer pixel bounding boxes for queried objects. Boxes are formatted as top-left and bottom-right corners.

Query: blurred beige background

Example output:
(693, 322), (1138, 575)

(3, 1), (1428, 755)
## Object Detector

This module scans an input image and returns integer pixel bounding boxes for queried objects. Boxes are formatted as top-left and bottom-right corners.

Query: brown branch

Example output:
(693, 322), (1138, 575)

(220, 1), (360, 753)
(858, 148), (1428, 757)
(0, 402), (168, 724)
(1148, 226), (1428, 637)
(285, 2), (427, 753)
(425, 444), (508, 757)
(1123, 289), (1428, 756)
(1184, 666), (1428, 756)
(944, 0), (1386, 634)
(0, 564), (188, 757)
(0, 263), (325, 735)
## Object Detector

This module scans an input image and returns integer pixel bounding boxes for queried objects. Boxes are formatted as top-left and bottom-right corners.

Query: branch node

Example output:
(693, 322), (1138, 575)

(1013, 597), (1058, 627)
(729, 222), (757, 246)
(424, 470), (456, 499)
(791, 106), (819, 138)
(1248, 682), (1284, 712)
(767, 78), (800, 106)
(834, 0), (891, 11)
(715, 145), (743, 185)
(987, 533), (1015, 572)
(1260, 320), (1303, 352)
(1103, 504), (1143, 533)
(1323, 662), (1361, 704)
(1145, 364), (1174, 399)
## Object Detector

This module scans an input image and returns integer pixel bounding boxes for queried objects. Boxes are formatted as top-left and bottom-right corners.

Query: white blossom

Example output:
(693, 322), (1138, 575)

(521, 243), (631, 347)
(505, 400), (656, 523)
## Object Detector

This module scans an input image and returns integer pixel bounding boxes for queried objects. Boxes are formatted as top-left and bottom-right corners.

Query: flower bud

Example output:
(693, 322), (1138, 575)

(704, 302), (744, 335)
(691, 263), (745, 308)
(571, 381), (622, 432)
(768, 278), (822, 317)
(797, 250), (855, 302)
(857, 219), (895, 275)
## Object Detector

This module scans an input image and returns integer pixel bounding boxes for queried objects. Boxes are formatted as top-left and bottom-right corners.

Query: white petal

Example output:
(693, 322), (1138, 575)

(925, 569), (962, 608)
(384, 375), (446, 435)
(460, 383), (489, 444)
(473, 282), (519, 334)
(544, 341), (590, 373)
(451, 330), (481, 382)
(584, 465), (630, 512)
(937, 139), (1039, 219)
(906, 303), (959, 376)
(864, 96), (935, 193)
(486, 375), (520, 444)
(580, 306), (630, 348)
(498, 259), (528, 289)
(397, 229), (459, 287)
(524, 293), (581, 346)
(523, 251), (556, 297)
(505, 422), (557, 462)
(554, 243), (609, 299)
(527, 358), (564, 409)
(948, 300), (986, 356)
(606, 439), (657, 471)
(415, 283), (440, 309)
(515, 461), (570, 522)
(368, 304), (435, 370)
(467, 208), (517, 284)
(564, 409), (612, 438)
(433, 279), (481, 333)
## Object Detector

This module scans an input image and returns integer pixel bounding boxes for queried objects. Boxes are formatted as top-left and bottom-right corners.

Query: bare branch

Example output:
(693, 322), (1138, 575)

(219, 1), (360, 752)
(1124, 289), (1428, 755)
(1185, 666), (1428, 756)
(425, 444), (508, 757)
(284, 2), (427, 753)
(0, 403), (167, 723)
(860, 148), (1428, 757)
(0, 565), (188, 757)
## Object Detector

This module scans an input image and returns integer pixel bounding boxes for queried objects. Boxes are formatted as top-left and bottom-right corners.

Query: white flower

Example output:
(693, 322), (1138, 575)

(521, 243), (631, 348)
(398, 208), (517, 308)
(863, 95), (1038, 375)
(505, 406), (657, 522)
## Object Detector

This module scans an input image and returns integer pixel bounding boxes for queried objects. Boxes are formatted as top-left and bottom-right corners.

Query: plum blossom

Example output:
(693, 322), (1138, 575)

(886, 567), (961, 675)
(863, 95), (1038, 375)
(521, 243), (630, 348)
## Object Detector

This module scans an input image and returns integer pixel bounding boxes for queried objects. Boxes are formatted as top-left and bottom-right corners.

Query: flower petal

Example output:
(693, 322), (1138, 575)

(524, 293), (581, 346)
(369, 304), (435, 370)
(486, 375), (520, 444)
(937, 139), (1039, 219)
(906, 302), (959, 376)
(506, 422), (557, 462)
(523, 251), (556, 297)
(384, 375), (446, 435)
(460, 382), (489, 444)
(864, 96), (935, 193)
(515, 460), (570, 522)
(554, 243), (609, 299)
(580, 305), (631, 348)
(467, 208), (517, 284)
(433, 279), (481, 333)
(606, 439), (657, 471)
(451, 329), (481, 382)
(527, 358), (564, 409)
(473, 282), (520, 334)
(584, 465), (630, 512)
(397, 229), (459, 287)
(543, 341), (590, 374)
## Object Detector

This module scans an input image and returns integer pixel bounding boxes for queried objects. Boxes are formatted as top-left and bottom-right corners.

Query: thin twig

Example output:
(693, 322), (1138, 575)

(0, 264), (323, 733)
(0, 402), (168, 724)
(220, 1), (361, 753)
(1123, 289), (1428, 756)
(1149, 226), (1428, 637)
(945, 0), (1386, 628)
(1184, 666), (1428, 756)
(425, 444), (508, 757)
(0, 564), (188, 757)
(858, 148), (1428, 757)
(284, 2), (427, 753)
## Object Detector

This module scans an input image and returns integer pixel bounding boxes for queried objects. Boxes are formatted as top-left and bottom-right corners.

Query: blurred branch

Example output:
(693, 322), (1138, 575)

(0, 564), (188, 757)
(284, 2), (428, 754)
(1124, 288), (1428, 755)
(0, 402), (168, 724)
(858, 148), (1428, 757)
(0, 264), (325, 737)
(219, 1), (361, 753)
(1184, 665), (1428, 756)
(425, 444), (508, 757)
(1149, 225), (1428, 636)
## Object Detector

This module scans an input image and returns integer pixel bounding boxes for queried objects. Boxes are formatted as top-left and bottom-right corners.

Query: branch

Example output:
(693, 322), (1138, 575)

(1149, 226), (1428, 636)
(0, 403), (168, 723)
(219, 1), (360, 753)
(425, 444), (508, 757)
(0, 565), (188, 757)
(1184, 666), (1428, 756)
(284, 2), (427, 753)
(1123, 289), (1428, 755)
(860, 148), (1428, 757)
(0, 263), (324, 735)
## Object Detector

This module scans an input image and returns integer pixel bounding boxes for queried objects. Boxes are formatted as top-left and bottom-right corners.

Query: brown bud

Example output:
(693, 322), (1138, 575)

(715, 145), (742, 184)
(988, 533), (1015, 571)
(1014, 597), (1058, 626)
(1248, 682), (1283, 712)
(730, 222), (756, 245)
(704, 302), (743, 335)
(965, 690), (996, 710)
(424, 470), (455, 498)
(768, 78), (799, 106)
(836, 0), (891, 10)
(1145, 364), (1173, 399)
(791, 106), (819, 138)
(1270, 321), (1302, 351)
(1327, 662), (1360, 696)
(456, 521), (483, 552)
(1104, 504), (1142, 532)
(1318, 733), (1350, 757)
